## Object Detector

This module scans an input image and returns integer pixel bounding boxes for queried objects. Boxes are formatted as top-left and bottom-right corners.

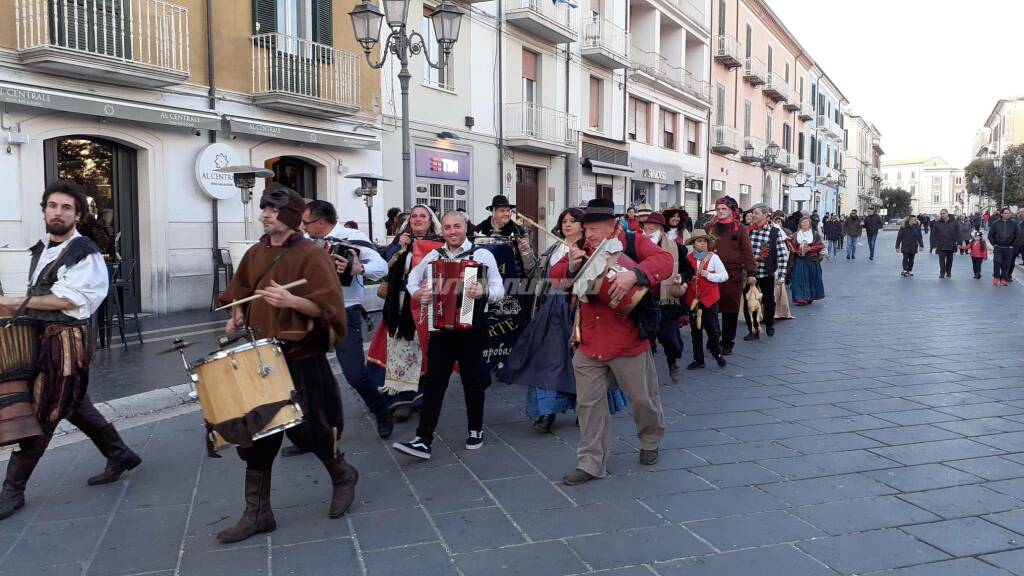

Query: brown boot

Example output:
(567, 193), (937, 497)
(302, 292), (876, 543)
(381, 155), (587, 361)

(0, 447), (43, 520)
(82, 425), (142, 486)
(217, 470), (275, 543)
(322, 453), (359, 518)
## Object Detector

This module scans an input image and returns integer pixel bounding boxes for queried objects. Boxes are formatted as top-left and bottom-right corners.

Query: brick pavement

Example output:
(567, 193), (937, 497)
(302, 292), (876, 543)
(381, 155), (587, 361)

(2, 231), (1024, 576)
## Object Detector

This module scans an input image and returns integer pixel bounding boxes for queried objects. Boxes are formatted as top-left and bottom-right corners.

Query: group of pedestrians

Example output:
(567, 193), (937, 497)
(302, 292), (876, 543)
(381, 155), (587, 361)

(819, 209), (885, 260)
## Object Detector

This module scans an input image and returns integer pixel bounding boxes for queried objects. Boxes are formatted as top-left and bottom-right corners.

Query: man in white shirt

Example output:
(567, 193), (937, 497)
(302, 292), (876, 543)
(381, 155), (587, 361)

(0, 181), (142, 521)
(300, 200), (393, 439)
(392, 211), (504, 460)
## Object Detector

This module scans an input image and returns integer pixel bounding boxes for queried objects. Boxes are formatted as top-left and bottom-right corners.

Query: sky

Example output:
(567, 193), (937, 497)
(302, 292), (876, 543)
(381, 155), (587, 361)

(765, 0), (1024, 168)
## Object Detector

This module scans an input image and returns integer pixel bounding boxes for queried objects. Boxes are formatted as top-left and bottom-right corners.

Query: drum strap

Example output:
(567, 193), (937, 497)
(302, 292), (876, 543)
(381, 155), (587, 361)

(0, 392), (31, 410)
(204, 390), (299, 458)
(243, 246), (295, 328)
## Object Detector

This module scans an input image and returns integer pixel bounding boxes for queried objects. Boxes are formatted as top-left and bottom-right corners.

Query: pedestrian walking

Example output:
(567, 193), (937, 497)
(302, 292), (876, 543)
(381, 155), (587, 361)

(643, 213), (695, 382)
(967, 232), (988, 280)
(930, 209), (961, 278)
(823, 214), (842, 260)
(844, 211), (863, 259)
(744, 204), (789, 340)
(789, 217), (826, 305)
(957, 216), (973, 252)
(1014, 208), (1024, 281)
(988, 207), (1019, 286)
(705, 196), (756, 356)
(895, 216), (924, 277)
(683, 230), (728, 370)
(862, 208), (884, 260)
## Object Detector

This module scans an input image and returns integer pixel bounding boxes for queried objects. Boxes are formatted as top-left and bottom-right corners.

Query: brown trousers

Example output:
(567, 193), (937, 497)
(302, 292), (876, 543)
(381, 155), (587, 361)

(572, 349), (665, 478)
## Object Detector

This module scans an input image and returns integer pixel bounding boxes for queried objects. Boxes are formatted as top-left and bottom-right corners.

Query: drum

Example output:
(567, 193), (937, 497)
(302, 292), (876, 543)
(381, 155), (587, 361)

(0, 318), (39, 384)
(591, 252), (648, 315)
(0, 380), (42, 446)
(192, 338), (304, 448)
(572, 238), (649, 315)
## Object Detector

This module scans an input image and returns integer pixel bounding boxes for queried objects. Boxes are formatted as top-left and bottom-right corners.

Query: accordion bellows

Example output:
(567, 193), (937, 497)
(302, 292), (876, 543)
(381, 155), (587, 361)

(428, 259), (485, 331)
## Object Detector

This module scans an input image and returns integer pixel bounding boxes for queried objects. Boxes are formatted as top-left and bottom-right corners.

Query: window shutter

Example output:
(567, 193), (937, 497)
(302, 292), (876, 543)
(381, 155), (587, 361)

(522, 49), (537, 81)
(313, 0), (334, 45)
(717, 0), (726, 36)
(627, 97), (636, 138)
(589, 77), (600, 128)
(253, 0), (277, 34)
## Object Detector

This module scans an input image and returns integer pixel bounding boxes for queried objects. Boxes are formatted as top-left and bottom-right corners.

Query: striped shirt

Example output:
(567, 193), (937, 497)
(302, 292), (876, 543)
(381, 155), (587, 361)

(749, 224), (790, 282)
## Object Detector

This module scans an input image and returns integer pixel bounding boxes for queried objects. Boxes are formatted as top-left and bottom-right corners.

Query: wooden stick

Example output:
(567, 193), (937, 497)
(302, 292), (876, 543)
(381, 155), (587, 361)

(515, 212), (572, 247)
(214, 279), (308, 311)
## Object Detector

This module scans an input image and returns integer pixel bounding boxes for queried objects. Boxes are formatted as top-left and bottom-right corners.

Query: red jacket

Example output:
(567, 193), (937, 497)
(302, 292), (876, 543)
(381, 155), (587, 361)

(969, 240), (988, 259)
(551, 230), (674, 360)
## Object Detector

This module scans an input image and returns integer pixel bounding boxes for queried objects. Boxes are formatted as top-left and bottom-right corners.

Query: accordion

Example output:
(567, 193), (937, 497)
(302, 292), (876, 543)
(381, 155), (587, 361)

(427, 258), (487, 331)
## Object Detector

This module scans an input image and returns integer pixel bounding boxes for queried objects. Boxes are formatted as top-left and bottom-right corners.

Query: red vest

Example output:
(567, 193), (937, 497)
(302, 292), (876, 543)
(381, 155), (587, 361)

(685, 253), (720, 308)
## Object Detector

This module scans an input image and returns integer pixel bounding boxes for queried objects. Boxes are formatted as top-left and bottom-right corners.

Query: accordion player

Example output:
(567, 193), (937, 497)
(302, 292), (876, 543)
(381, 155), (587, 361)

(426, 257), (488, 331)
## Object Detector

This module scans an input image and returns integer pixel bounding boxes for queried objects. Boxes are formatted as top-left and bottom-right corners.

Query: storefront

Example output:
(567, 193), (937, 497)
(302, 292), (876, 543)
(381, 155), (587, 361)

(580, 140), (631, 212)
(629, 159), (684, 211)
(413, 146), (471, 214)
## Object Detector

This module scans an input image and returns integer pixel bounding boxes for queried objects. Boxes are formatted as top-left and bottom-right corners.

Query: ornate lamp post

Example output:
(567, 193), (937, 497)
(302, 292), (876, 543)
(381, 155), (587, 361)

(744, 141), (780, 208)
(349, 0), (464, 209)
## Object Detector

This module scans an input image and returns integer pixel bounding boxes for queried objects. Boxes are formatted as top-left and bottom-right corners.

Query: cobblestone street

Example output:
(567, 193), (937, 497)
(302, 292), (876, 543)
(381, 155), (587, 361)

(2, 231), (1024, 576)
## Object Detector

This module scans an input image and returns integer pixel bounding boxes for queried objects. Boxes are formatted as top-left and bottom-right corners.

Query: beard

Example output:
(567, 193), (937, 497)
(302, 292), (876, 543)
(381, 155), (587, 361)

(45, 219), (75, 236)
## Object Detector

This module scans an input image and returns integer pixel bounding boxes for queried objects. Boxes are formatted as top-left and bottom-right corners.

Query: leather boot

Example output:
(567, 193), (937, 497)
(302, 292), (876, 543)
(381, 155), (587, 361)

(0, 447), (43, 520)
(217, 470), (275, 543)
(83, 425), (143, 486)
(322, 453), (359, 518)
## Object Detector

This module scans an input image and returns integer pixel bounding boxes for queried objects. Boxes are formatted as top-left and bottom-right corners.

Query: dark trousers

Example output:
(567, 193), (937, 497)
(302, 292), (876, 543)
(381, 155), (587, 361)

(902, 252), (916, 272)
(743, 276), (776, 334)
(689, 302), (722, 363)
(720, 312), (739, 350)
(867, 232), (878, 258)
(416, 329), (486, 444)
(238, 354), (343, 470)
(972, 257), (984, 278)
(937, 250), (955, 276)
(336, 306), (389, 418)
(657, 305), (685, 366)
(993, 246), (1015, 281)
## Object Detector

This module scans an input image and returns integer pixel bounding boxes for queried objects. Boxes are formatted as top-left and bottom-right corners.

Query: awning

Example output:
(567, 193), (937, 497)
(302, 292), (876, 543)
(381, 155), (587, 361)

(0, 82), (221, 131)
(226, 116), (380, 151)
(584, 158), (633, 177)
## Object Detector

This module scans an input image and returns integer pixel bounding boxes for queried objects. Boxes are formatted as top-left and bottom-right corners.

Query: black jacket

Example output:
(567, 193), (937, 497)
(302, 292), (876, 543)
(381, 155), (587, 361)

(930, 218), (961, 251)
(988, 219), (1020, 248)
(823, 220), (843, 241)
(475, 217), (526, 239)
(895, 225), (924, 254)
(863, 215), (884, 234)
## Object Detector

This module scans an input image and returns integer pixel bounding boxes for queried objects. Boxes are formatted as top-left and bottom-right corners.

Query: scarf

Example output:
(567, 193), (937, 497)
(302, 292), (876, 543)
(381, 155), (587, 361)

(693, 249), (708, 261)
(796, 229), (814, 245)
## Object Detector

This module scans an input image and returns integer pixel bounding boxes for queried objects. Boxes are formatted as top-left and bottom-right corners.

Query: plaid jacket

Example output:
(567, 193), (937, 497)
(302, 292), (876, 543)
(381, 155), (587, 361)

(749, 224), (790, 281)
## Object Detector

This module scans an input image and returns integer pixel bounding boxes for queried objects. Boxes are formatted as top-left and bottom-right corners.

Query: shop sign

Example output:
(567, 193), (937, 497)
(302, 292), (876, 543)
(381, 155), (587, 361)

(641, 168), (667, 181)
(415, 148), (470, 181)
(226, 117), (380, 150)
(195, 143), (243, 200)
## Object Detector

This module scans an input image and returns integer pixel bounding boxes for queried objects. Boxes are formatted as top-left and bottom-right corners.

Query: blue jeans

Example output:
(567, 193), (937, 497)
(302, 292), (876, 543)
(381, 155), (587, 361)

(846, 236), (858, 258)
(336, 306), (390, 418)
(867, 232), (878, 258)
(827, 239), (838, 259)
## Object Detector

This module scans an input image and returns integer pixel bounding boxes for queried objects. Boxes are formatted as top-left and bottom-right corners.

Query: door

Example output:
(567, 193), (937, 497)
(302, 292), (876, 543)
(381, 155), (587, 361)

(44, 135), (139, 312)
(515, 165), (540, 252)
(267, 156), (317, 199)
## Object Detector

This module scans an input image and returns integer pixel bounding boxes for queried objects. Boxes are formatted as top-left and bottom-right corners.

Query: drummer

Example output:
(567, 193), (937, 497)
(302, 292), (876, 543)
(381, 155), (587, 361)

(215, 183), (356, 544)
(0, 181), (142, 521)
(549, 197), (673, 486)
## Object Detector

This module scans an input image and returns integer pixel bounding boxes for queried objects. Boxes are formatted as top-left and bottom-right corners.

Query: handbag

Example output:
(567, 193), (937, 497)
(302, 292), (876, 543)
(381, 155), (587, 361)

(774, 281), (795, 320)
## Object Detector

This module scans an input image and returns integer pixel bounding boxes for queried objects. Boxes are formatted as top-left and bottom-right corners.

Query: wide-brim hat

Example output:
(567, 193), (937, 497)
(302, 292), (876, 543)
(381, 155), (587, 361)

(644, 213), (667, 230)
(685, 229), (715, 246)
(486, 195), (516, 211)
(636, 203), (653, 216)
(582, 197), (618, 223)
(662, 207), (681, 221)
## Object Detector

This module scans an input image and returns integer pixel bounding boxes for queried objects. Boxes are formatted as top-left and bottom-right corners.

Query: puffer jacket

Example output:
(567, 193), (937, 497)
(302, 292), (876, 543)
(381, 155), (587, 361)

(895, 225), (924, 254)
(823, 220), (843, 241)
(930, 218), (962, 251)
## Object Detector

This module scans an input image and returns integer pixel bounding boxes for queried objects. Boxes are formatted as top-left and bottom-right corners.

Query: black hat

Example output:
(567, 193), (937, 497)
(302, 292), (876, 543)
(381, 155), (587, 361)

(486, 195), (516, 211)
(582, 197), (618, 223)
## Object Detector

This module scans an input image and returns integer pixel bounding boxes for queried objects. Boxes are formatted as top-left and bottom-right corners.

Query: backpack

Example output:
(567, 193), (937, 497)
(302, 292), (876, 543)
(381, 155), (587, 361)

(623, 229), (661, 343)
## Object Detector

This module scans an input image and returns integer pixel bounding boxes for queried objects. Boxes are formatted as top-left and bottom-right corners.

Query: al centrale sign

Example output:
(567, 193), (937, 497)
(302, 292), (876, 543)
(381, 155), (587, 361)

(195, 143), (243, 200)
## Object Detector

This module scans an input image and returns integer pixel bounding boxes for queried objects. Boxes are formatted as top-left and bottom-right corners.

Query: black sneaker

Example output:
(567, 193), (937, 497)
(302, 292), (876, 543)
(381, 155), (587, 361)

(393, 437), (432, 460)
(716, 355), (727, 368)
(686, 360), (705, 370)
(466, 430), (484, 450)
(743, 333), (760, 342)
(766, 325), (775, 337)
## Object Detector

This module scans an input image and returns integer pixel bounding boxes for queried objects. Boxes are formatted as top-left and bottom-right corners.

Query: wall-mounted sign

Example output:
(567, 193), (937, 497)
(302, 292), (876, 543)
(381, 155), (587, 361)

(789, 186), (812, 202)
(642, 168), (668, 181)
(195, 143), (242, 200)
(630, 159), (683, 184)
(415, 147), (470, 181)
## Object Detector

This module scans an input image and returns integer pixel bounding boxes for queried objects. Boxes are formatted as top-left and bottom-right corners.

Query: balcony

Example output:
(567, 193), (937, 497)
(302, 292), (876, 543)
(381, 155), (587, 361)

(580, 17), (629, 69)
(740, 136), (765, 163)
(711, 125), (740, 155)
(774, 149), (797, 173)
(713, 35), (742, 69)
(15, 0), (190, 88)
(251, 33), (360, 118)
(783, 93), (801, 112)
(762, 72), (788, 103)
(505, 0), (577, 45)
(630, 46), (710, 104)
(742, 56), (766, 87)
(816, 165), (836, 183)
(504, 102), (579, 156)
(663, 0), (708, 32)
(797, 103), (813, 121)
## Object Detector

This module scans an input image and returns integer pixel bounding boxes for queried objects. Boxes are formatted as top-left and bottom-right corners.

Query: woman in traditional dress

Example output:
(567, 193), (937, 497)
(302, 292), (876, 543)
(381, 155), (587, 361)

(508, 208), (627, 433)
(366, 205), (443, 422)
(789, 217), (826, 305)
(662, 209), (690, 245)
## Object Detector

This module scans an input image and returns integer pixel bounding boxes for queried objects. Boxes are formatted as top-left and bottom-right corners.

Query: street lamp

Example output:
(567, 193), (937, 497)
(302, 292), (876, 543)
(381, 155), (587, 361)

(991, 153), (1023, 208)
(346, 172), (391, 242)
(349, 0), (464, 209)
(744, 141), (780, 208)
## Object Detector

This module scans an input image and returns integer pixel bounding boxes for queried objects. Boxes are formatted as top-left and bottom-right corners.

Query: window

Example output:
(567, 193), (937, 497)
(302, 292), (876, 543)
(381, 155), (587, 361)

(415, 180), (467, 214)
(718, 0), (726, 36)
(910, 185), (916, 195)
(811, 83), (816, 105)
(276, 0), (312, 39)
(628, 97), (649, 143)
(799, 77), (804, 101)
(798, 133), (805, 160)
(785, 63), (789, 83)
(767, 46), (773, 73)
(745, 25), (752, 58)
(685, 118), (700, 155)
(740, 184), (751, 195)
(810, 135), (816, 162)
(589, 76), (602, 131)
(522, 49), (538, 103)
(932, 176), (942, 186)
(743, 100), (751, 137)
(661, 109), (676, 149)
(716, 83), (726, 125)
(783, 123), (791, 152)
(423, 6), (454, 90)
(766, 109), (772, 143)
(932, 193), (940, 204)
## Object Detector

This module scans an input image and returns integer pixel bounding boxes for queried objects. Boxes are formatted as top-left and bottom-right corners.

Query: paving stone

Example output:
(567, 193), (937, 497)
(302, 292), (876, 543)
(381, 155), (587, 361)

(483, 475), (573, 513)
(836, 398), (930, 414)
(690, 462), (782, 488)
(643, 486), (786, 523)
(655, 544), (834, 576)
(178, 545), (270, 576)
(0, 563), (84, 576)
(87, 505), (189, 576)
(403, 464), (493, 513)
(777, 389), (888, 406)
(458, 442), (537, 481)
(511, 499), (665, 540)
(899, 485), (1022, 519)
(363, 543), (457, 576)
(793, 495), (939, 535)
(655, 429), (737, 449)
(679, 397), (791, 415)
(936, 418), (1024, 437)
(862, 425), (966, 447)
(801, 414), (894, 433)
(985, 509), (1024, 535)
(796, 529), (949, 575)
(688, 441), (799, 464)
(869, 439), (1002, 466)
(759, 405), (859, 422)
(666, 411), (780, 430)
(757, 450), (899, 480)
(946, 457), (1024, 481)
(271, 538), (360, 576)
(268, 503), (352, 546)
(982, 550), (1024, 575)
(903, 517), (1024, 557)
(685, 511), (824, 550)
(975, 431), (1024, 453)
(454, 541), (587, 576)
(864, 464), (984, 492)
(778, 432), (884, 454)
(760, 473), (898, 506)
(606, 448), (707, 474)
(2, 517), (107, 570)
(567, 468), (713, 504)
(432, 507), (526, 553)
(566, 525), (712, 569)
(718, 422), (819, 442)
(936, 403), (1024, 419)
(868, 558), (1015, 576)
(984, 478), (1024, 500)
(349, 506), (437, 551)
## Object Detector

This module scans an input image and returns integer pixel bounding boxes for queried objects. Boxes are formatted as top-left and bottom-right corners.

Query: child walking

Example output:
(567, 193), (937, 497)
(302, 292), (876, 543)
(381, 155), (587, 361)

(684, 230), (729, 370)
(968, 232), (988, 279)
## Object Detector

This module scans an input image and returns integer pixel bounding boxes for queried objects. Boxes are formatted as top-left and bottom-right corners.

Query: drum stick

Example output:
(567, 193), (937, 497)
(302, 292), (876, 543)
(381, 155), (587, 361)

(214, 279), (308, 311)
(515, 212), (572, 247)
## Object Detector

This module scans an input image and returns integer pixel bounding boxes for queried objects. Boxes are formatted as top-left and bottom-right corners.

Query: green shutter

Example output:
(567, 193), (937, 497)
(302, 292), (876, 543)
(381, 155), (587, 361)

(717, 0), (725, 36)
(253, 0), (277, 34)
(313, 0), (334, 46)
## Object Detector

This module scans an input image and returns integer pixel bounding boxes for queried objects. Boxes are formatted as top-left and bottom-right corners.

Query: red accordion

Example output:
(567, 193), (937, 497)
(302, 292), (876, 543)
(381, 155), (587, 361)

(427, 259), (484, 331)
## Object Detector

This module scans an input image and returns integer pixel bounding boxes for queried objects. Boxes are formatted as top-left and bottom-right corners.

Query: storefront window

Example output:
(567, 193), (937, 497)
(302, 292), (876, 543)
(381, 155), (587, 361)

(631, 181), (650, 206)
(658, 184), (679, 210)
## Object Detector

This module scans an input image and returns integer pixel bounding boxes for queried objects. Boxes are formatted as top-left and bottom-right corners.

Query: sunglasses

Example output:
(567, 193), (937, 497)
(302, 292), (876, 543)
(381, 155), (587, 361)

(301, 217), (322, 226)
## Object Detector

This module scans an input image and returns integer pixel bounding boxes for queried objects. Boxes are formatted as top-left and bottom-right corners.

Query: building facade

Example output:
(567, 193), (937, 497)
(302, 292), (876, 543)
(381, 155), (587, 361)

(843, 113), (882, 213)
(0, 0), (383, 314)
(882, 157), (966, 216)
(972, 97), (1024, 160)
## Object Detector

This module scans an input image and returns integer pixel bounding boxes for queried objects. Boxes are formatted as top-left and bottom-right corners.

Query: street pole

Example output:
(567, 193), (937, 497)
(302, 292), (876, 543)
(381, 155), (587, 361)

(1001, 167), (1006, 209)
(398, 42), (413, 209)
